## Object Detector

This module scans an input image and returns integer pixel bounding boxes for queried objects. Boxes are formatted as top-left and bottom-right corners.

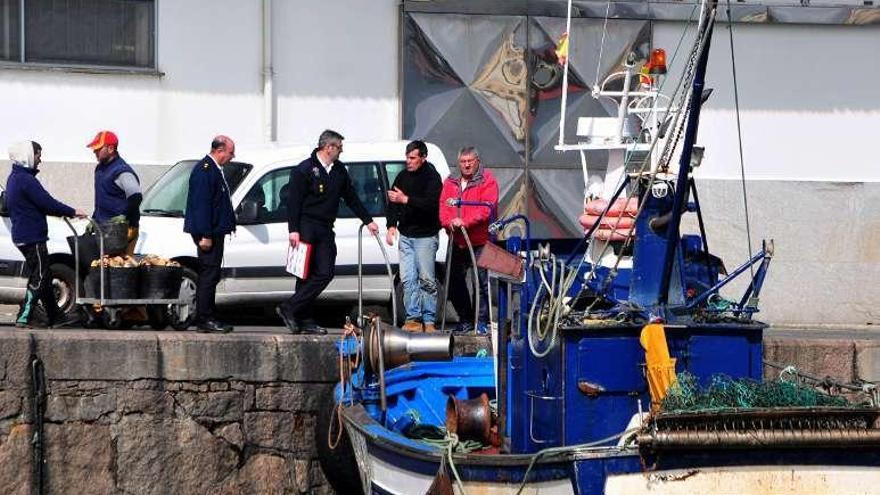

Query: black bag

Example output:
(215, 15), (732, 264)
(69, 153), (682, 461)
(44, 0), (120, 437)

(67, 235), (101, 273)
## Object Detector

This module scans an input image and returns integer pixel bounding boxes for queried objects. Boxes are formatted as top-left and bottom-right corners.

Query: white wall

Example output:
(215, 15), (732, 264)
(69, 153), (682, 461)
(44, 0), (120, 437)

(273, 0), (400, 144)
(0, 0), (400, 165)
(653, 21), (880, 325)
(654, 22), (880, 182)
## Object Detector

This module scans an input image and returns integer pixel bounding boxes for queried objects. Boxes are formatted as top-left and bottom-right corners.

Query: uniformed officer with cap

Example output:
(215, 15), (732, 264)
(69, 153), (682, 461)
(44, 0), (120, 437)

(87, 130), (142, 254)
(183, 135), (237, 333)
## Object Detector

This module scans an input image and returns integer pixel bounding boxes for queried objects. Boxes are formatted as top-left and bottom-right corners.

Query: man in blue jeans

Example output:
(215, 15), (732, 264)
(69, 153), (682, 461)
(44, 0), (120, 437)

(386, 141), (443, 332)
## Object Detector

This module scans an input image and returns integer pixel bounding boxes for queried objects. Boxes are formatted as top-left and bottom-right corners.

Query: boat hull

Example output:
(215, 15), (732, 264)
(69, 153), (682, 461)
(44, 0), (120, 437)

(341, 403), (880, 495)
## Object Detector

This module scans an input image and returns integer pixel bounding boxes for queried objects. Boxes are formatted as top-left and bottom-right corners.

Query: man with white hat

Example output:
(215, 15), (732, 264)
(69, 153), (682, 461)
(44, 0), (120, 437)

(5, 141), (85, 327)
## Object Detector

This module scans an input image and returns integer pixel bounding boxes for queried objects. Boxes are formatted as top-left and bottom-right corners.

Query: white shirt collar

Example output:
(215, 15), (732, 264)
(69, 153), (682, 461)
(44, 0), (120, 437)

(207, 155), (231, 193)
(316, 153), (334, 173)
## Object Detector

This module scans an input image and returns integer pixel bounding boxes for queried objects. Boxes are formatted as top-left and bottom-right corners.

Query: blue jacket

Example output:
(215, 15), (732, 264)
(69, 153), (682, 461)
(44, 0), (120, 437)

(6, 164), (76, 245)
(183, 156), (236, 237)
(94, 155), (139, 223)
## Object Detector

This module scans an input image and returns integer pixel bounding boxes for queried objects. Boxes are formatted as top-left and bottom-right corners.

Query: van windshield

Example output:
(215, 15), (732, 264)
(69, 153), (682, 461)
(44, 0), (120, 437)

(141, 160), (252, 217)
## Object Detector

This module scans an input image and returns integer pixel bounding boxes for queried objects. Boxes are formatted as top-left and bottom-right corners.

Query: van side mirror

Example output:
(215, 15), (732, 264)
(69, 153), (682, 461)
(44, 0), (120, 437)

(0, 190), (8, 217)
(236, 199), (259, 224)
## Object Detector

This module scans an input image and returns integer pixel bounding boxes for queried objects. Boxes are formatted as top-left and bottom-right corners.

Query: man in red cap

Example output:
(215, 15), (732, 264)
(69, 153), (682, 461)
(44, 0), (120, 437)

(87, 130), (142, 254)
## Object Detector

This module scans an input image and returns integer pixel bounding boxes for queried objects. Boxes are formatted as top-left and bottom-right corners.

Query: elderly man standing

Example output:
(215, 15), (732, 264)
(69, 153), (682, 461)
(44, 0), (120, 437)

(183, 136), (237, 333)
(385, 140), (443, 332)
(439, 146), (498, 334)
(276, 130), (379, 335)
(86, 130), (142, 254)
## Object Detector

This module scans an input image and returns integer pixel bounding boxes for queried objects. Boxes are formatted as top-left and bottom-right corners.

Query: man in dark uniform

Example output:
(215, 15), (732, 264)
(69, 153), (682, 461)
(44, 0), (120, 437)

(86, 130), (142, 254)
(276, 130), (379, 334)
(183, 136), (237, 333)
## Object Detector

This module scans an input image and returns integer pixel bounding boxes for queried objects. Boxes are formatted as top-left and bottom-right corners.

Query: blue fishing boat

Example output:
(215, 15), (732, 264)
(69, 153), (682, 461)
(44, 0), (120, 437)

(321, 1), (880, 493)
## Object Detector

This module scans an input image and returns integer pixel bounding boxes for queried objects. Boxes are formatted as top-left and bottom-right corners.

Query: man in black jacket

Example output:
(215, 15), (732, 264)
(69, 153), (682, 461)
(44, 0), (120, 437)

(276, 130), (379, 334)
(385, 140), (442, 332)
(183, 136), (237, 333)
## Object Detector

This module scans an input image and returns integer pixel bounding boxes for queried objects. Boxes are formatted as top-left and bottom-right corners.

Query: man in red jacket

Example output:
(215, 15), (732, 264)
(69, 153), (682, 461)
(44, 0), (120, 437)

(439, 147), (499, 334)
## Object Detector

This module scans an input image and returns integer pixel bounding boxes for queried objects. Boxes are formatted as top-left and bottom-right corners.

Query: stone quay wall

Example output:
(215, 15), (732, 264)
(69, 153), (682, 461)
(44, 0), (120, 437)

(0, 331), (340, 495)
(0, 329), (877, 494)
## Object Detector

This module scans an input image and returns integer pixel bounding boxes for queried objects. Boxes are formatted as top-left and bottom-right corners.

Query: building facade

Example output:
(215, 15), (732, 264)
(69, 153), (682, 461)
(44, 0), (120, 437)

(1, 0), (878, 325)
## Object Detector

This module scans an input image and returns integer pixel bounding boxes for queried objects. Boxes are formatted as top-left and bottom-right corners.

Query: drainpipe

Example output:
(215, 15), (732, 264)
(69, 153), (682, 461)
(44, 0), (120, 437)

(262, 0), (275, 142)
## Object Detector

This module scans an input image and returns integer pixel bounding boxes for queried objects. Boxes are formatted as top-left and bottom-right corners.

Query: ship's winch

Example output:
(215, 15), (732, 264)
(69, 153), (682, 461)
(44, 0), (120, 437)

(638, 407), (880, 450)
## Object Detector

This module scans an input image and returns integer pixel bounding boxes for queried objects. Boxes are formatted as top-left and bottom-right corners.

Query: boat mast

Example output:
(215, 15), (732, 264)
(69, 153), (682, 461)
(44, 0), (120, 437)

(657, 0), (718, 307)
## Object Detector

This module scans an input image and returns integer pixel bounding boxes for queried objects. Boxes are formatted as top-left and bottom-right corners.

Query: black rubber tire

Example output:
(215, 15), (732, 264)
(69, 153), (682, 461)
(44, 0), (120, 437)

(49, 262), (77, 316)
(315, 387), (363, 495)
(82, 306), (101, 329)
(147, 305), (169, 330)
(170, 266), (197, 330)
(103, 309), (123, 330)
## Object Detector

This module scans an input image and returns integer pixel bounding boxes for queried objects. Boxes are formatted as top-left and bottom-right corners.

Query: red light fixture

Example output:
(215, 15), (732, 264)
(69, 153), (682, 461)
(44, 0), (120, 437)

(648, 48), (667, 75)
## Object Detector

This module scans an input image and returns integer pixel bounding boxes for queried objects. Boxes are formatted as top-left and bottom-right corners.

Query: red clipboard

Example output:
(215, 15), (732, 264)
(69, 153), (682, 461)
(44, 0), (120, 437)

(286, 242), (312, 279)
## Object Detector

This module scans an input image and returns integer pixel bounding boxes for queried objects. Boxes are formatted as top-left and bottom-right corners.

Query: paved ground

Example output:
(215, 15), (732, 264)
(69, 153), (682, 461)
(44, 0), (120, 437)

(0, 303), (410, 335)
(2, 303), (879, 339)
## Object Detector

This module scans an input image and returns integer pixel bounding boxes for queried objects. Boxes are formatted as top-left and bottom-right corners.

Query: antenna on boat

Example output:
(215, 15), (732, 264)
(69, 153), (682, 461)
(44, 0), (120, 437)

(556, 0), (574, 150)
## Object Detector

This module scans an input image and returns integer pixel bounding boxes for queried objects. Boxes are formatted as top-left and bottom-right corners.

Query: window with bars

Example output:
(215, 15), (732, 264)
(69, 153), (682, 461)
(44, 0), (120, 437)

(0, 0), (155, 69)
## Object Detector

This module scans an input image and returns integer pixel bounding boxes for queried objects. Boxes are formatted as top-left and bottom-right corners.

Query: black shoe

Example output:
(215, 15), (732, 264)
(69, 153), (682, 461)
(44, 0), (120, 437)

(195, 319), (232, 333)
(275, 306), (299, 334)
(297, 318), (327, 335)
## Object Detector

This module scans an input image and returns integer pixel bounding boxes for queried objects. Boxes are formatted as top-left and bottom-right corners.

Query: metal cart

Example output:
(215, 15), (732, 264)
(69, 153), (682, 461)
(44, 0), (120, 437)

(64, 218), (190, 330)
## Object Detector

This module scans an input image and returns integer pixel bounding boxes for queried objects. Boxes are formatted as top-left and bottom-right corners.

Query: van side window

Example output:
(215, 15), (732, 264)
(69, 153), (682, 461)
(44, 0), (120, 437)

(339, 162), (385, 218)
(384, 161), (406, 188)
(237, 167), (293, 224)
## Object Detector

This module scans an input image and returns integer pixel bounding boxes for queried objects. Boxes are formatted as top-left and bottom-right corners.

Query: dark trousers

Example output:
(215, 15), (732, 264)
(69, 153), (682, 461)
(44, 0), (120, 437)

(282, 223), (336, 322)
(448, 245), (489, 324)
(192, 234), (225, 322)
(16, 242), (60, 325)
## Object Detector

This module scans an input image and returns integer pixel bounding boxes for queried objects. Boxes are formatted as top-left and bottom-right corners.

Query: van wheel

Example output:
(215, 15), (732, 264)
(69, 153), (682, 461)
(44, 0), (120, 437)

(170, 267), (197, 330)
(50, 263), (77, 315)
(147, 305), (169, 330)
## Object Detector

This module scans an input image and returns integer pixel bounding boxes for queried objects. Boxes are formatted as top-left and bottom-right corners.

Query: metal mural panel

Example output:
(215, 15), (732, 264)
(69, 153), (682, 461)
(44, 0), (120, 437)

(529, 169), (588, 238)
(404, 13), (528, 168)
(403, 1), (880, 26)
(403, 10), (648, 237)
(528, 17), (650, 165)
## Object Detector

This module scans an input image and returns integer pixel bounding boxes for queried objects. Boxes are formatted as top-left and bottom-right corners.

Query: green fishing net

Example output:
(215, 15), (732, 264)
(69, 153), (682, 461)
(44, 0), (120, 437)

(661, 372), (851, 412)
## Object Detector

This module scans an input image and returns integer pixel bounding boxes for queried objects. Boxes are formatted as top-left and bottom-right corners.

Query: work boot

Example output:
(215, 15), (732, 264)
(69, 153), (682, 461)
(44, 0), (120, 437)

(402, 320), (423, 332)
(424, 323), (436, 333)
(15, 289), (37, 328)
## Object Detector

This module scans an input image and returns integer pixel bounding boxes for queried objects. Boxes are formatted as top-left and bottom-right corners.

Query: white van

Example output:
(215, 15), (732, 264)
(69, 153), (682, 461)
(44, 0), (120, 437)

(0, 141), (451, 323)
